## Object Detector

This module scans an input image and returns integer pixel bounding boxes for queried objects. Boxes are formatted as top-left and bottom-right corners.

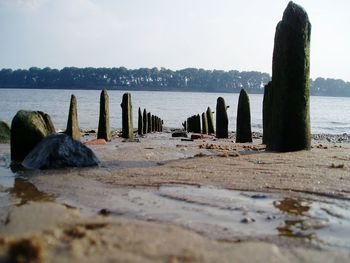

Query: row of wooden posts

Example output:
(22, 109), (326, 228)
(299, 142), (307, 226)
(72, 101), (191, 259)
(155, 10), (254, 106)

(65, 90), (163, 142)
(184, 89), (252, 143)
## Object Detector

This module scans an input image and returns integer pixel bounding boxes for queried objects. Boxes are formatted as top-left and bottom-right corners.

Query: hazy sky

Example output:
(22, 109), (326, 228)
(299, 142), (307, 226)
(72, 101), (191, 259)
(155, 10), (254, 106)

(0, 0), (349, 81)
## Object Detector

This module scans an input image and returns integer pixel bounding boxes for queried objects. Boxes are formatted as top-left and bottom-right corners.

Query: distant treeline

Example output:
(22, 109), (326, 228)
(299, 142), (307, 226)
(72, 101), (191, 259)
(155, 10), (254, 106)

(0, 67), (349, 96)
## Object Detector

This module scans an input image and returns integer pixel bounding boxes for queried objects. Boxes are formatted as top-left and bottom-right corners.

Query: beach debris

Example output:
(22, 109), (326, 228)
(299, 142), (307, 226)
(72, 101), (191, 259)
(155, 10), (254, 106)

(0, 120), (11, 143)
(65, 94), (81, 140)
(142, 109), (148, 134)
(201, 112), (208, 134)
(138, 107), (143, 135)
(216, 97), (228, 138)
(22, 134), (99, 169)
(8, 238), (44, 263)
(241, 217), (256, 224)
(97, 89), (111, 141)
(99, 208), (111, 216)
(10, 110), (55, 162)
(121, 93), (133, 139)
(330, 163), (345, 169)
(84, 139), (106, 145)
(172, 131), (188, 138)
(206, 107), (215, 134)
(236, 89), (252, 143)
(181, 138), (194, 142)
(147, 112), (152, 133)
(266, 2), (311, 152)
(263, 81), (272, 145)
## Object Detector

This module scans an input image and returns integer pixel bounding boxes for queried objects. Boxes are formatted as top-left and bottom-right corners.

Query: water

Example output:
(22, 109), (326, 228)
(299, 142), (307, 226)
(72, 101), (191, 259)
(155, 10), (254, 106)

(0, 88), (350, 134)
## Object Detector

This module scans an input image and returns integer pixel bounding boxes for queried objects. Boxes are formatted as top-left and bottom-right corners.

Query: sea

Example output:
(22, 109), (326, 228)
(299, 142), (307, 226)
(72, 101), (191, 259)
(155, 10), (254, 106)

(0, 88), (350, 134)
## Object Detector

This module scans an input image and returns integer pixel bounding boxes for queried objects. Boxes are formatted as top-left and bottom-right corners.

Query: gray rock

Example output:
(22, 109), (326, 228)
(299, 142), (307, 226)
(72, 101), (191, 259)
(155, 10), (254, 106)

(0, 121), (11, 143)
(11, 110), (56, 162)
(22, 134), (99, 170)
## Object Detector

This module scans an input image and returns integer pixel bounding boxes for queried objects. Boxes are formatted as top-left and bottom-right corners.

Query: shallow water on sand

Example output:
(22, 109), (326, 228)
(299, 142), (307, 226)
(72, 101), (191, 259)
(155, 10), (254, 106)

(3, 166), (348, 251)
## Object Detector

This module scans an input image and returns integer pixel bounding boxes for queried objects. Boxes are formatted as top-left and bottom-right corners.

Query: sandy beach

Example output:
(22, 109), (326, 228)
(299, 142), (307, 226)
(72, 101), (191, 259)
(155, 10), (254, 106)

(0, 131), (350, 262)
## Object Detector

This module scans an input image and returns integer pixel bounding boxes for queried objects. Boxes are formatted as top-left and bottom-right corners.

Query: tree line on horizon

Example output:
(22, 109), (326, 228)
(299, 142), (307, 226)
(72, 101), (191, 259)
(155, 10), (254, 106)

(0, 67), (349, 96)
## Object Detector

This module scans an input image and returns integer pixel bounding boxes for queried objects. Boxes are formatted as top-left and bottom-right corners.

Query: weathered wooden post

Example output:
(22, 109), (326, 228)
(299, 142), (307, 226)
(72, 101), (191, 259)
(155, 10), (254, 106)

(236, 89), (252, 143)
(138, 107), (143, 135)
(97, 89), (111, 141)
(120, 93), (133, 139)
(147, 112), (152, 133)
(201, 112), (208, 134)
(267, 2), (311, 152)
(66, 94), (80, 140)
(143, 109), (148, 134)
(262, 82), (272, 145)
(216, 97), (228, 138)
(206, 107), (215, 134)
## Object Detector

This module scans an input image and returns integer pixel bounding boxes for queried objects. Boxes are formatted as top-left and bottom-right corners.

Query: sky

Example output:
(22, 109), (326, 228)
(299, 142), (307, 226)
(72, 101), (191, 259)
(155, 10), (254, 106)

(0, 0), (349, 81)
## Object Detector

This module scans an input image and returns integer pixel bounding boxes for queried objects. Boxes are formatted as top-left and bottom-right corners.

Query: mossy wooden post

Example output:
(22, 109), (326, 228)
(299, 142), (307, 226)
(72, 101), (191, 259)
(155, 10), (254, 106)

(194, 114), (201, 133)
(206, 107), (215, 134)
(216, 97), (228, 138)
(121, 93), (133, 139)
(66, 94), (80, 140)
(97, 89), (111, 141)
(236, 89), (252, 143)
(155, 116), (158, 132)
(151, 115), (155, 132)
(201, 112), (208, 134)
(267, 2), (311, 152)
(161, 120), (163, 132)
(147, 113), (152, 133)
(138, 107), (143, 135)
(143, 109), (148, 134)
(262, 82), (272, 145)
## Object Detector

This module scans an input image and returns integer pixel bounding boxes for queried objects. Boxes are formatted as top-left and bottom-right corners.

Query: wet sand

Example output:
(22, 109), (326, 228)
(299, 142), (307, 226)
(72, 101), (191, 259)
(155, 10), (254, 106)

(1, 132), (350, 262)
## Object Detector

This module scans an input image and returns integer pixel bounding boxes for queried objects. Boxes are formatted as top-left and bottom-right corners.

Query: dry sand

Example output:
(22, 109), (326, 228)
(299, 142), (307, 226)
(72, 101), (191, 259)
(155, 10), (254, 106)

(1, 131), (350, 262)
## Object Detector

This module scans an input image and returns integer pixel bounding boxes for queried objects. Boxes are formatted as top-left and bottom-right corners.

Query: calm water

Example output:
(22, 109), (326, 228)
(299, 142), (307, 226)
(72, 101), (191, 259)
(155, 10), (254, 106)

(0, 89), (350, 134)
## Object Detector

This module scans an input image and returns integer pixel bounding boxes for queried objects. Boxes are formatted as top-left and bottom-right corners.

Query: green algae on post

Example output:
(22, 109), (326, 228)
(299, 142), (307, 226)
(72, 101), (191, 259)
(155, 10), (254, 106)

(202, 112), (208, 134)
(138, 107), (143, 135)
(267, 1), (311, 152)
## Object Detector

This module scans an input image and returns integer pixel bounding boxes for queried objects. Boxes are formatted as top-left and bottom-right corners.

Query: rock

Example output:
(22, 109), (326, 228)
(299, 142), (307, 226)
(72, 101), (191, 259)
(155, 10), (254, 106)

(206, 107), (215, 134)
(236, 89), (252, 143)
(0, 121), (11, 143)
(84, 139), (106, 145)
(267, 2), (311, 152)
(10, 110), (56, 162)
(22, 134), (99, 169)
(66, 94), (81, 140)
(121, 93), (133, 139)
(142, 109), (148, 134)
(216, 97), (228, 138)
(97, 89), (111, 141)
(172, 131), (188, 138)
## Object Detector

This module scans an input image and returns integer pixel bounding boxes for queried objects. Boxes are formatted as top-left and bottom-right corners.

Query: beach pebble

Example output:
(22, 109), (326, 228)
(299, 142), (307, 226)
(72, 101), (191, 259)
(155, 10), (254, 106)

(241, 217), (255, 224)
